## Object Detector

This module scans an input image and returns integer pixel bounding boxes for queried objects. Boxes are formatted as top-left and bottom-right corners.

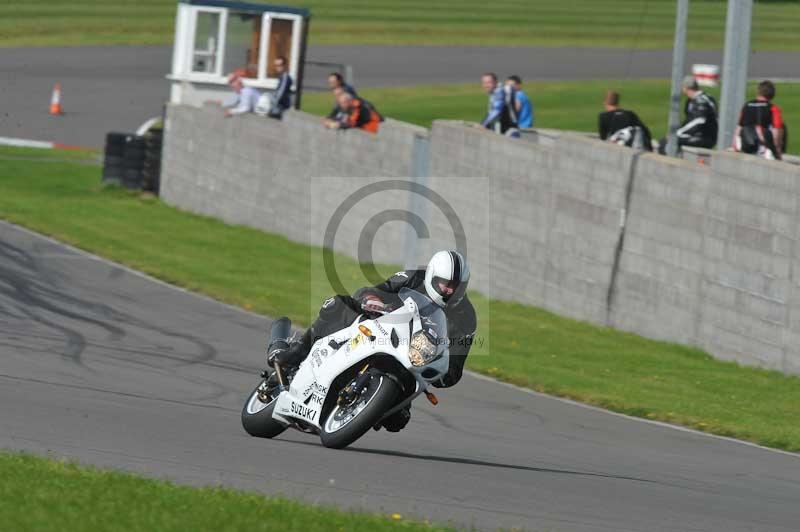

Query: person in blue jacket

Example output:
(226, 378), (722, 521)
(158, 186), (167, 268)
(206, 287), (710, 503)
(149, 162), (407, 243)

(480, 72), (519, 137)
(506, 75), (534, 129)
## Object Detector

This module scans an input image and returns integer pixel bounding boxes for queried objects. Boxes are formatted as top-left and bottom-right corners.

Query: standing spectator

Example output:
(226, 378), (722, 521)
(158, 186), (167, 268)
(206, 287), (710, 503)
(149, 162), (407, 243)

(733, 80), (785, 160)
(223, 69), (262, 117)
(324, 92), (381, 133)
(658, 76), (718, 154)
(506, 75), (534, 128)
(327, 72), (357, 97)
(598, 90), (652, 151)
(480, 72), (519, 138)
(266, 56), (293, 119)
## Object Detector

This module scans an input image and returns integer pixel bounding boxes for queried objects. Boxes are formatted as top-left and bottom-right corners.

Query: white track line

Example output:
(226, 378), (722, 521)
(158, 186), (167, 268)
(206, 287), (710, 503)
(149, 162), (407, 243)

(0, 136), (55, 149)
(2, 219), (798, 460)
(0, 135), (91, 151)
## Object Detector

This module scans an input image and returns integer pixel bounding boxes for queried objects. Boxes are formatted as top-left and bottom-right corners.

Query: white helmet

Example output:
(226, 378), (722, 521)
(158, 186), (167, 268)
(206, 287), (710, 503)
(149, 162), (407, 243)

(424, 250), (470, 308)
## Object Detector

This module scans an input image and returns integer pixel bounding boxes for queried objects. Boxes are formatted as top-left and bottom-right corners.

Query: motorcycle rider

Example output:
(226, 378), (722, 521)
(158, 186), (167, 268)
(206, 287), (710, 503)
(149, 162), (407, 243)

(733, 80), (785, 160)
(598, 90), (653, 151)
(658, 76), (718, 154)
(268, 250), (477, 432)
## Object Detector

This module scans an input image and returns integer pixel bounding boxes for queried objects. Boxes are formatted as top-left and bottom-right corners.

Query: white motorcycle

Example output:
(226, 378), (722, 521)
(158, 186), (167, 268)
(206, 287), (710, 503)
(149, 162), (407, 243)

(241, 288), (448, 449)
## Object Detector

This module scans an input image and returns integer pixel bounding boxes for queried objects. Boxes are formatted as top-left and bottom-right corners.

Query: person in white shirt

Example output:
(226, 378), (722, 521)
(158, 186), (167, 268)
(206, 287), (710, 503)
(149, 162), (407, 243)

(223, 71), (262, 117)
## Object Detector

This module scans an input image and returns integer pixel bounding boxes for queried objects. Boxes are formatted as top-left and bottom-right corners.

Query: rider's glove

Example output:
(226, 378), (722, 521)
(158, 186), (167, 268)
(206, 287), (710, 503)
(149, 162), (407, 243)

(361, 294), (386, 316)
(266, 349), (282, 368)
(266, 338), (291, 368)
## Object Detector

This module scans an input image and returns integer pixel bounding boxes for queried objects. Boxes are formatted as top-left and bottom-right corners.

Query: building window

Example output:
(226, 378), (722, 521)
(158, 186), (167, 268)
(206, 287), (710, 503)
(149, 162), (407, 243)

(224, 13), (261, 78)
(267, 18), (295, 78)
(192, 11), (221, 74)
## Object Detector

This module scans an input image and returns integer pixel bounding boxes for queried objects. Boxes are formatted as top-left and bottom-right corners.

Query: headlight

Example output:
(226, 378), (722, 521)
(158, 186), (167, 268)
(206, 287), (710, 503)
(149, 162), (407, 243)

(408, 331), (438, 367)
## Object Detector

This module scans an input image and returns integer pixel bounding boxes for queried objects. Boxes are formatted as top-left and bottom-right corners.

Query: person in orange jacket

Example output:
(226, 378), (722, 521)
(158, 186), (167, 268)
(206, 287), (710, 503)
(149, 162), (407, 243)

(324, 92), (381, 133)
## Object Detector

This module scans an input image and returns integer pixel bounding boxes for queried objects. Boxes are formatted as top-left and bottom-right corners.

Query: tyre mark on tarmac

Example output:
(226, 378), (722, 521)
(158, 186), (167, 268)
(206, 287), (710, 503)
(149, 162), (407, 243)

(0, 373), (237, 413)
(0, 238), (219, 370)
(0, 326), (258, 376)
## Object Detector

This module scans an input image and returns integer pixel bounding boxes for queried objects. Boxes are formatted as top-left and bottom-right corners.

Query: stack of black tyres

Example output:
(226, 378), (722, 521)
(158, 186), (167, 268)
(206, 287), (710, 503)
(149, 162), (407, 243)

(102, 132), (145, 189)
(141, 129), (163, 194)
(122, 136), (146, 190)
(102, 132), (127, 185)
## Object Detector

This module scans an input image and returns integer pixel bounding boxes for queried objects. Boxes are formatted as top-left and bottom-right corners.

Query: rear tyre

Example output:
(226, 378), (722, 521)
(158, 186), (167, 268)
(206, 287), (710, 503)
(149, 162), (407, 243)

(101, 165), (123, 184)
(122, 168), (143, 189)
(320, 370), (399, 449)
(123, 149), (146, 163)
(241, 381), (287, 438)
(103, 155), (124, 167)
(104, 132), (129, 156)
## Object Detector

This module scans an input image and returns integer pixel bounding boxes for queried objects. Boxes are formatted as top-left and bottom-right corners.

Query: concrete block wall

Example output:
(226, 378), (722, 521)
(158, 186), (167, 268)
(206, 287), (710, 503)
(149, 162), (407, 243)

(612, 151), (800, 373)
(161, 104), (426, 266)
(610, 155), (711, 346)
(427, 121), (634, 325)
(160, 104), (800, 374)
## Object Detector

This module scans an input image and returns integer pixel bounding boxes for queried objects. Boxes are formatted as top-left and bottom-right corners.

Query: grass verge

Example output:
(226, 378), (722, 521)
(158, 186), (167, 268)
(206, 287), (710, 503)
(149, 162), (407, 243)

(1, 147), (800, 452)
(1, 1), (799, 50)
(0, 451), (451, 532)
(301, 80), (800, 155)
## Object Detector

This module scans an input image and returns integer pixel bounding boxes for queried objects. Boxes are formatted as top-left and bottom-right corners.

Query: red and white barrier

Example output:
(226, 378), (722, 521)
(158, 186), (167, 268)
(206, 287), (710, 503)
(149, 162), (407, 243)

(692, 64), (720, 87)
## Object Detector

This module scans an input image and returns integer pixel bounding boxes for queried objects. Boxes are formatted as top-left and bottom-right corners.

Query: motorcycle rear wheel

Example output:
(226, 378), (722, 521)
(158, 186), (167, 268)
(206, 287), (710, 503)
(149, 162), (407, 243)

(320, 370), (399, 449)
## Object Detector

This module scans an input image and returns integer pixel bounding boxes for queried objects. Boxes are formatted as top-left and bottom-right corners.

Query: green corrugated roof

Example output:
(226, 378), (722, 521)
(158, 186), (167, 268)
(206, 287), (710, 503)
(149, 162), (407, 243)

(181, 0), (310, 18)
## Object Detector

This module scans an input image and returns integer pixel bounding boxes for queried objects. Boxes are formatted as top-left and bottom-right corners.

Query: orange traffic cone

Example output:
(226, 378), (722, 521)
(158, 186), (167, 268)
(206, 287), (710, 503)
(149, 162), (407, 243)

(49, 83), (63, 115)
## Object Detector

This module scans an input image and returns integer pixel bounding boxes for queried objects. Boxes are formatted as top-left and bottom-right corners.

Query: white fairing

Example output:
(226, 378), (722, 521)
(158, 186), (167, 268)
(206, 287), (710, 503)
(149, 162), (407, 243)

(272, 290), (449, 429)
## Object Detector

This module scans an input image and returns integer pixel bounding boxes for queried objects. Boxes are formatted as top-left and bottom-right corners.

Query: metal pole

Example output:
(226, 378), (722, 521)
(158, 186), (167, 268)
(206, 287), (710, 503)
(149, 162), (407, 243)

(344, 64), (354, 87)
(404, 134), (430, 270)
(666, 0), (690, 157)
(718, 0), (753, 151)
(294, 15), (311, 110)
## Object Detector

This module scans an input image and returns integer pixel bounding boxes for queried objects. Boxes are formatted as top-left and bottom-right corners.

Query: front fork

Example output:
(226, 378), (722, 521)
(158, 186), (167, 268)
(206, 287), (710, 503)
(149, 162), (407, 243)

(337, 364), (371, 407)
(273, 363), (288, 388)
(258, 363), (289, 403)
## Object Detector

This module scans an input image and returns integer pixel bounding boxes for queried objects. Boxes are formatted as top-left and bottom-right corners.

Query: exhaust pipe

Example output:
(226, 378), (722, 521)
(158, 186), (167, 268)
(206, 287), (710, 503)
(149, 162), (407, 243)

(267, 317), (292, 356)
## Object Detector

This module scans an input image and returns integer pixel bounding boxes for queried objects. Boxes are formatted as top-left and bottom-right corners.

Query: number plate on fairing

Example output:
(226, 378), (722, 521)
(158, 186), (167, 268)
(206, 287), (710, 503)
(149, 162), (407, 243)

(274, 391), (321, 426)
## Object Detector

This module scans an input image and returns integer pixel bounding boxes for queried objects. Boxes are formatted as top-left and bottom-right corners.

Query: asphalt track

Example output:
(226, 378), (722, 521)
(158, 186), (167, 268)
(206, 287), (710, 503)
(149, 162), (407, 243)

(2, 220), (800, 531)
(2, 45), (799, 147)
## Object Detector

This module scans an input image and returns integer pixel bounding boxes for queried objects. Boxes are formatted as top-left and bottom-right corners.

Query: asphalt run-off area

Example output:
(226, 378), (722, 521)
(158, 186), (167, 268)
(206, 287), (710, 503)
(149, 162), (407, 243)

(1, 221), (799, 532)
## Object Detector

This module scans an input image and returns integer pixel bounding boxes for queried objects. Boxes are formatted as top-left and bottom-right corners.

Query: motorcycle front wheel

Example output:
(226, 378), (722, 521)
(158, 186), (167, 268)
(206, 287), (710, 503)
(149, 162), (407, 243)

(241, 380), (288, 438)
(320, 369), (399, 449)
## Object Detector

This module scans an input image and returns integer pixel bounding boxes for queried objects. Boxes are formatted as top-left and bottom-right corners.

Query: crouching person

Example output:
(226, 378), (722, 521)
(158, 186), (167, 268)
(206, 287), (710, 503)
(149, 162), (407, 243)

(324, 92), (382, 133)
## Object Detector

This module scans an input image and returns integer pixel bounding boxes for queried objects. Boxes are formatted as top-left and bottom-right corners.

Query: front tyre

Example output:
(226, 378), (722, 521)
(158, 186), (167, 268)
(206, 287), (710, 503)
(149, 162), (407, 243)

(320, 370), (399, 449)
(241, 381), (287, 438)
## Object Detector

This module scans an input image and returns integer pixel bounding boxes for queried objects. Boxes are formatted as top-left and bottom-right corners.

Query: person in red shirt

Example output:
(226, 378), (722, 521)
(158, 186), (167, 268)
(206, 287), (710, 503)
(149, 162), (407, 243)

(324, 92), (381, 134)
(734, 80), (785, 160)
